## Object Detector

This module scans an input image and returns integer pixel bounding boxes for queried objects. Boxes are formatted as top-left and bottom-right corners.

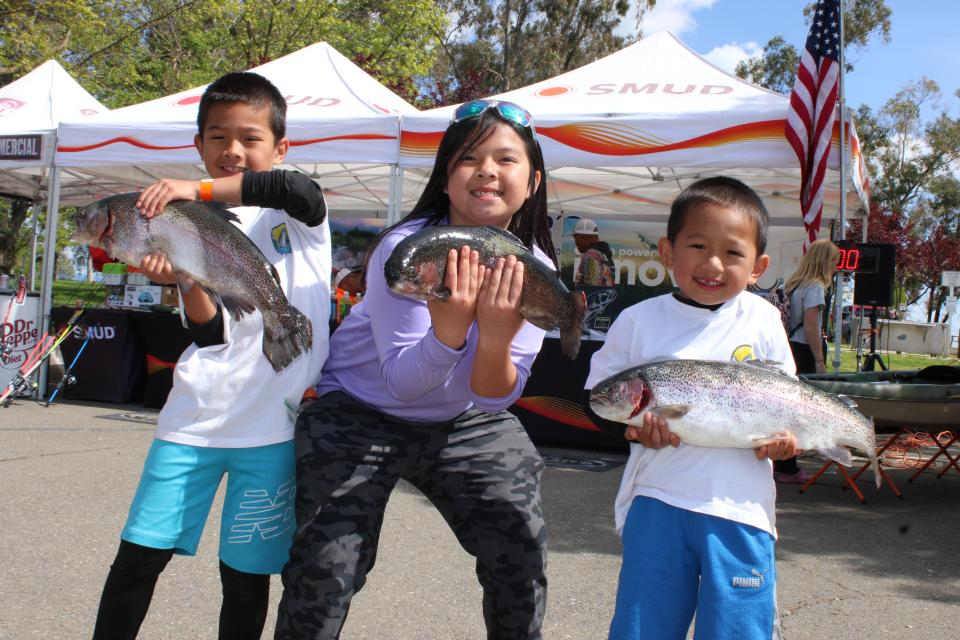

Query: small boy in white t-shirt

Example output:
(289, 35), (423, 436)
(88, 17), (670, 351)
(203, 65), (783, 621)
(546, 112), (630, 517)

(586, 176), (798, 640)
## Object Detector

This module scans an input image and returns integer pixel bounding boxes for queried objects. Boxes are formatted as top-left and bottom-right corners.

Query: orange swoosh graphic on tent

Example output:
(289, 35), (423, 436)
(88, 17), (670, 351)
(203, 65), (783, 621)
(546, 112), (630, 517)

(59, 134), (395, 153)
(401, 119), (841, 158)
(514, 396), (603, 432)
(146, 353), (176, 375)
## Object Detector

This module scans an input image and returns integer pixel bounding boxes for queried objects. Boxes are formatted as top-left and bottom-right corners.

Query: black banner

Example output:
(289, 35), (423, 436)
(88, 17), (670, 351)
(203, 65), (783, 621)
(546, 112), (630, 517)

(54, 307), (145, 404)
(0, 134), (42, 160)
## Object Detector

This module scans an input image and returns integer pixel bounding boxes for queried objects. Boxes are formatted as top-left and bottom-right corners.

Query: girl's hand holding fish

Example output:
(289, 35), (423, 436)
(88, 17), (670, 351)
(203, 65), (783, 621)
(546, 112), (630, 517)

(427, 246), (484, 350)
(476, 255), (525, 351)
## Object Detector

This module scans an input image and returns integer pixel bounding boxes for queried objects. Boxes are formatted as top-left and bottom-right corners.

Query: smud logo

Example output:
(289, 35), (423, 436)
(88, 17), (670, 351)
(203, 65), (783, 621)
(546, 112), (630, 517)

(271, 223), (291, 255)
(0, 97), (26, 116)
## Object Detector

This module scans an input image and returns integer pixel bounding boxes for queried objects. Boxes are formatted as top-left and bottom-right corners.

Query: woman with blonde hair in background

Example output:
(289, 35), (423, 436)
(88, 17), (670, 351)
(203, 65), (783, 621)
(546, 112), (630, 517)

(775, 238), (841, 483)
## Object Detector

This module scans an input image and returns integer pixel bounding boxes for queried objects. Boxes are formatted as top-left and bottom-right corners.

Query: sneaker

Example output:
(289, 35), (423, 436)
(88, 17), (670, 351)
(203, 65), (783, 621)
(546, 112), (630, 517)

(774, 469), (812, 484)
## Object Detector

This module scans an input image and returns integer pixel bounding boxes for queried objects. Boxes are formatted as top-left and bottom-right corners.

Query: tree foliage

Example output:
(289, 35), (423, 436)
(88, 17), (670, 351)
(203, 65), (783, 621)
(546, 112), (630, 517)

(850, 80), (960, 320)
(425, 0), (651, 105)
(735, 0), (892, 90)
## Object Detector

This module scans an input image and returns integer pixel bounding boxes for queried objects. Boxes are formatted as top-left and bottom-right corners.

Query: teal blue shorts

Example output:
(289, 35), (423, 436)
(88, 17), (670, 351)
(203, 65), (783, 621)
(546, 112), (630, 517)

(609, 496), (778, 640)
(122, 439), (295, 574)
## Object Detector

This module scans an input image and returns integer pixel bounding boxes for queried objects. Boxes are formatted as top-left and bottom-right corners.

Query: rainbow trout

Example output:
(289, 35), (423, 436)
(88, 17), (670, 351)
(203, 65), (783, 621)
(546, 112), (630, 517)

(384, 225), (587, 359)
(72, 193), (311, 372)
(589, 359), (880, 487)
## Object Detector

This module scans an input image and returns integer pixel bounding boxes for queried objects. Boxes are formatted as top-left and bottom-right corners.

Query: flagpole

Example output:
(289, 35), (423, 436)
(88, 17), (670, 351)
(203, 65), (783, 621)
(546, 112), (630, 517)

(831, 0), (847, 372)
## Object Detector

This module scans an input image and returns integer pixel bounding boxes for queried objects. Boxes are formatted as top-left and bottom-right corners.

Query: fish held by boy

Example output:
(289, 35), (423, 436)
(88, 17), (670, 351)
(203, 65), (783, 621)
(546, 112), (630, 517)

(72, 192), (312, 372)
(384, 225), (587, 359)
(589, 359), (881, 488)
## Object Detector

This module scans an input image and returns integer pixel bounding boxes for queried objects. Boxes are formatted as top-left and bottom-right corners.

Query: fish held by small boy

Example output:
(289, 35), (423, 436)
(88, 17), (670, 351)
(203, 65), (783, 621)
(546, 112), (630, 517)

(384, 225), (587, 359)
(73, 192), (312, 372)
(589, 358), (881, 488)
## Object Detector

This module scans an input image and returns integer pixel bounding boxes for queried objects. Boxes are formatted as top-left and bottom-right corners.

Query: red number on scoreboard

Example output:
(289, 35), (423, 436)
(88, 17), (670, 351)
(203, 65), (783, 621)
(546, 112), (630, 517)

(836, 248), (861, 271)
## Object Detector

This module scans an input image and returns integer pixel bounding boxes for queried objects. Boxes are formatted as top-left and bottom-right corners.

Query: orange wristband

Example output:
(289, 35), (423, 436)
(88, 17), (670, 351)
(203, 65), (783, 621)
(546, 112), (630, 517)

(198, 178), (214, 201)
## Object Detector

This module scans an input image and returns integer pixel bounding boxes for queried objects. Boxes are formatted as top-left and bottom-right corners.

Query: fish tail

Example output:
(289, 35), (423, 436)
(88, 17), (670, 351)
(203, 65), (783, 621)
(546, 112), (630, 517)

(261, 304), (313, 372)
(558, 290), (587, 360)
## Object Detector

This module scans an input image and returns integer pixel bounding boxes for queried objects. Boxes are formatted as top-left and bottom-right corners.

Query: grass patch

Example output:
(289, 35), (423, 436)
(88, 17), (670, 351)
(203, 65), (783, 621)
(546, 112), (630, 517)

(827, 345), (958, 372)
(52, 280), (108, 308)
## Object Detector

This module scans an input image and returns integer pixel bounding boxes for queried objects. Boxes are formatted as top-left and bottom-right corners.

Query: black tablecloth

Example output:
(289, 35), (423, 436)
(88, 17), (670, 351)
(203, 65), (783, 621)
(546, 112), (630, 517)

(54, 306), (191, 407)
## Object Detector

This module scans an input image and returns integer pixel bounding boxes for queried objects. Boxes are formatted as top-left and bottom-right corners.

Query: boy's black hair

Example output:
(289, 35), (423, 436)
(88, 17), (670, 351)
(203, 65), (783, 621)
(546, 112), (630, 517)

(197, 72), (287, 140)
(667, 176), (769, 254)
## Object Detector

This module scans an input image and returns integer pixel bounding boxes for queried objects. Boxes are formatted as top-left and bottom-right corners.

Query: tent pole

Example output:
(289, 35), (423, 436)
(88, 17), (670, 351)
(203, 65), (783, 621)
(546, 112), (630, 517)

(388, 164), (403, 224)
(37, 167), (61, 400)
(30, 202), (40, 290)
(831, 0), (847, 372)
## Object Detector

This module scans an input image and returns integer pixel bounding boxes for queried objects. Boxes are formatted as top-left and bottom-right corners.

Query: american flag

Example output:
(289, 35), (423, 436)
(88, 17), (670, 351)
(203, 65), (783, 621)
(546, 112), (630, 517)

(785, 0), (841, 251)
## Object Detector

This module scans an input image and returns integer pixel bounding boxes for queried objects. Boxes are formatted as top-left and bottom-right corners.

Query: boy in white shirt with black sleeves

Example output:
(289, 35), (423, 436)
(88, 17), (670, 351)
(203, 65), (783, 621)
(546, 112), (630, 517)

(586, 177), (798, 640)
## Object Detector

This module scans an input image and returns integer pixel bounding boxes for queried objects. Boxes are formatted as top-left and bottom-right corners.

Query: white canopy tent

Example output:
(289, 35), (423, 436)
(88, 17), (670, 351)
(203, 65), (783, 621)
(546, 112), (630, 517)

(0, 59), (108, 288)
(397, 31), (870, 288)
(45, 42), (421, 395)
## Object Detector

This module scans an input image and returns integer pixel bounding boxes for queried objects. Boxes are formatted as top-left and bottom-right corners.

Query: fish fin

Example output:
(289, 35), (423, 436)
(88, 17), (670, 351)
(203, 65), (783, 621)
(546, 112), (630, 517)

(836, 394), (859, 409)
(176, 200), (241, 224)
(260, 304), (313, 372)
(651, 404), (690, 420)
(268, 263), (283, 289)
(558, 290), (587, 360)
(751, 434), (792, 446)
(818, 445), (853, 467)
(742, 359), (791, 375)
(481, 226), (527, 250)
(175, 274), (194, 295)
(219, 293), (257, 320)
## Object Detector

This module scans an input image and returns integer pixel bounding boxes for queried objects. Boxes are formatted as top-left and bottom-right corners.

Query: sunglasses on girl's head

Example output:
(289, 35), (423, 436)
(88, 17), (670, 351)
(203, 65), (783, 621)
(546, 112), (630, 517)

(451, 100), (534, 131)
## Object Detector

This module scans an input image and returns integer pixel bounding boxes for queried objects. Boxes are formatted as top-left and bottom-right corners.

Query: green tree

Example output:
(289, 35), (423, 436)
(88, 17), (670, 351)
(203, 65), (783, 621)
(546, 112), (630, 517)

(735, 0), (892, 91)
(426, 0), (651, 105)
(855, 80), (960, 320)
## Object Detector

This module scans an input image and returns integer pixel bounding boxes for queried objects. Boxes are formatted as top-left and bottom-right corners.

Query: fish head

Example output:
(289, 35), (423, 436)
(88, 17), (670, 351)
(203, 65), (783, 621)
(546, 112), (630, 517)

(384, 247), (448, 301)
(72, 199), (112, 246)
(589, 371), (653, 426)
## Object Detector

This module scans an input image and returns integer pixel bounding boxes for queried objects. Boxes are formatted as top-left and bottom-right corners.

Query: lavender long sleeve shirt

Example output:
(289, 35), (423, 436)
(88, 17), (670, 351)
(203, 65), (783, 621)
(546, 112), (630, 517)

(316, 218), (550, 423)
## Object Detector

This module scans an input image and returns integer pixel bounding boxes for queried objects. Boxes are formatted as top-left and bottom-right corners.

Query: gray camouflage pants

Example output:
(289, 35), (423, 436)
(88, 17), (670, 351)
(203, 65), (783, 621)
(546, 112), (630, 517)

(275, 391), (548, 640)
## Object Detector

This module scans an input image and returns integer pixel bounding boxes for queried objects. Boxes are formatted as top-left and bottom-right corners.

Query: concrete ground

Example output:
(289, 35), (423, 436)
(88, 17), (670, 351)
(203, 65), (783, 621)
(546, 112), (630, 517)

(1, 399), (958, 639)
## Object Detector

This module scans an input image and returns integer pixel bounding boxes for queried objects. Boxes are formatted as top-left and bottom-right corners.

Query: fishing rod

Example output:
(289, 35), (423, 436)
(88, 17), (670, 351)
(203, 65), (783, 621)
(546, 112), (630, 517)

(44, 330), (91, 406)
(0, 307), (84, 406)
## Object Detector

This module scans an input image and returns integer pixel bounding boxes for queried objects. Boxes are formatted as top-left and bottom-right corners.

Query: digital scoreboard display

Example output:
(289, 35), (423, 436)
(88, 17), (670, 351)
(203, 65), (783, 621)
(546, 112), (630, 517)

(835, 241), (880, 274)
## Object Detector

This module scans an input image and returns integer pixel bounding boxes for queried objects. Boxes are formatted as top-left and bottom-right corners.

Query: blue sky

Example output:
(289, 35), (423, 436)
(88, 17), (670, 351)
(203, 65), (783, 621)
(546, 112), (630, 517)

(634, 0), (960, 117)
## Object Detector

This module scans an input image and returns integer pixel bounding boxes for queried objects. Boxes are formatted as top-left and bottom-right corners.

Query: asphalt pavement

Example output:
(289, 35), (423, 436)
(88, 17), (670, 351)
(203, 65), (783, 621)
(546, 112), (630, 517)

(1, 399), (958, 639)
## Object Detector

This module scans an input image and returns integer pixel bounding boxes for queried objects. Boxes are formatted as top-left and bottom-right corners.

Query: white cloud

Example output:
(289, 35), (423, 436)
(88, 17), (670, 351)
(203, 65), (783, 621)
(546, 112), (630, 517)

(639, 0), (718, 37)
(702, 41), (762, 74)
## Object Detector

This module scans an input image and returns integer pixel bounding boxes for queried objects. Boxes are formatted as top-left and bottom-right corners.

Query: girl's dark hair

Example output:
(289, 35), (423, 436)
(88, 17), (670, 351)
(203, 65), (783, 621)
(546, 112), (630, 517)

(667, 176), (770, 254)
(197, 72), (287, 141)
(365, 108), (556, 273)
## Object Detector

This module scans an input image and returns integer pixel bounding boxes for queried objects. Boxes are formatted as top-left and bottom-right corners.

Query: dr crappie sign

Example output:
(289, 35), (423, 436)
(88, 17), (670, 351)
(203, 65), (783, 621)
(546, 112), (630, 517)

(534, 83), (734, 97)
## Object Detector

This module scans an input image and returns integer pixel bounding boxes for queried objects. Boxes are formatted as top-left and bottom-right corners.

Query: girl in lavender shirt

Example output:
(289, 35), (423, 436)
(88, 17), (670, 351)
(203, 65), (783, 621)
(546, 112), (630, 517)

(276, 101), (555, 640)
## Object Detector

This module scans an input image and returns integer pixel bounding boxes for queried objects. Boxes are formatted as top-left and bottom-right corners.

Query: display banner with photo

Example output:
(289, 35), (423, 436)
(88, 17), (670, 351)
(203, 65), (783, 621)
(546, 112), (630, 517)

(560, 215), (674, 336)
(330, 217), (386, 272)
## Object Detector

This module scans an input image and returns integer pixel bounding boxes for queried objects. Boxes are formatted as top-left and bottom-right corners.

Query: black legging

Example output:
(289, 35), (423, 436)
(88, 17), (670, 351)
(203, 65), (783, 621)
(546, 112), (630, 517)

(92, 540), (270, 639)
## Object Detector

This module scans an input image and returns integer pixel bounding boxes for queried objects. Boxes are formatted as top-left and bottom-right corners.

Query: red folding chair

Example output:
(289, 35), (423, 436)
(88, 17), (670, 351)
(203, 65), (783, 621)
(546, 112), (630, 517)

(907, 429), (959, 482)
(798, 428), (906, 503)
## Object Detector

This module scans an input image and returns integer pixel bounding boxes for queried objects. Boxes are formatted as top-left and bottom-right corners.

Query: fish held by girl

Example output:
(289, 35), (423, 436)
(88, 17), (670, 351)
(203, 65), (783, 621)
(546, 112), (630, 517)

(589, 359), (881, 488)
(384, 225), (587, 359)
(72, 192), (311, 372)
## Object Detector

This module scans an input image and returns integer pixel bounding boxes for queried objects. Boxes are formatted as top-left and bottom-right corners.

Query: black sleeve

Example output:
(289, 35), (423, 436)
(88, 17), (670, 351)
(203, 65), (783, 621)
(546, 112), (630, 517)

(185, 304), (225, 347)
(241, 169), (327, 227)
